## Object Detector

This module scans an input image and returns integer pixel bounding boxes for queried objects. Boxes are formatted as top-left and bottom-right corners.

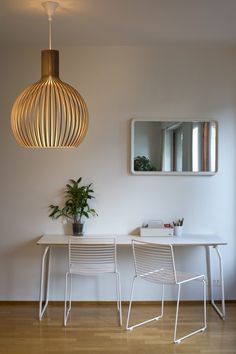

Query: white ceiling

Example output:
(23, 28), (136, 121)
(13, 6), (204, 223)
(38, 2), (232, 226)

(1, 0), (236, 46)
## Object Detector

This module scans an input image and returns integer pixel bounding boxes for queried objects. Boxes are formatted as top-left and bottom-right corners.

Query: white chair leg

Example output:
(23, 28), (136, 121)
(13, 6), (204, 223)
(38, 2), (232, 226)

(64, 272), (72, 326)
(64, 272), (68, 326)
(116, 272), (122, 326)
(203, 279), (207, 330)
(115, 272), (119, 310)
(69, 274), (72, 312)
(126, 276), (136, 330)
(160, 283), (164, 318)
(126, 277), (164, 331)
(174, 284), (181, 343)
(174, 279), (207, 344)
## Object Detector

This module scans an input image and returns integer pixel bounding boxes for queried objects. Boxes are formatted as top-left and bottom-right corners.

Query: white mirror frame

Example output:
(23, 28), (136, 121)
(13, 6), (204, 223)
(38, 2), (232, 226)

(131, 118), (218, 176)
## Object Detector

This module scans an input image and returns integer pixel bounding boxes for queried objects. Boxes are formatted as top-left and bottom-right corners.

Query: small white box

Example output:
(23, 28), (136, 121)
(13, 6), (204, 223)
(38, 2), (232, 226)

(140, 227), (174, 237)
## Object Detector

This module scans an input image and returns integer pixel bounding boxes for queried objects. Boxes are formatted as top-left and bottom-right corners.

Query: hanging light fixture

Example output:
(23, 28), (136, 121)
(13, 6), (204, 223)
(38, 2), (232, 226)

(11, 1), (89, 148)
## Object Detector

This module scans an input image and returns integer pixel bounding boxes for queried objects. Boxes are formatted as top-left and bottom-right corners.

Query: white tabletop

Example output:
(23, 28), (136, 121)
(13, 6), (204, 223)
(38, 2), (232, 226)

(37, 234), (227, 246)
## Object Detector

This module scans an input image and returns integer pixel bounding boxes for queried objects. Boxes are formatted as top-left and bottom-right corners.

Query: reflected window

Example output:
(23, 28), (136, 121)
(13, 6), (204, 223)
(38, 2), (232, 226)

(192, 124), (200, 172)
(210, 124), (216, 172)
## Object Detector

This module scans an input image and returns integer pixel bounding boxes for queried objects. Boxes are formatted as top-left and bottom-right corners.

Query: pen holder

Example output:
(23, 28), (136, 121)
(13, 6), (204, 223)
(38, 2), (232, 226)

(174, 225), (183, 236)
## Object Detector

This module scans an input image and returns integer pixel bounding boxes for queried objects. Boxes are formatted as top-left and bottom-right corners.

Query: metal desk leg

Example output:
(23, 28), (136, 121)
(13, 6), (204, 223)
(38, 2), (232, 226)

(39, 246), (51, 320)
(205, 245), (225, 320)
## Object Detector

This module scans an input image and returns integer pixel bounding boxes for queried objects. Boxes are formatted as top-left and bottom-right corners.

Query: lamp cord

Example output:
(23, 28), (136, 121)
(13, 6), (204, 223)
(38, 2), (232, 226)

(48, 17), (52, 49)
(42, 1), (59, 50)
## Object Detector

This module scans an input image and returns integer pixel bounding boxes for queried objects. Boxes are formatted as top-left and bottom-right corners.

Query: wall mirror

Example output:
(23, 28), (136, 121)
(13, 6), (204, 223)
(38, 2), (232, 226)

(131, 119), (218, 175)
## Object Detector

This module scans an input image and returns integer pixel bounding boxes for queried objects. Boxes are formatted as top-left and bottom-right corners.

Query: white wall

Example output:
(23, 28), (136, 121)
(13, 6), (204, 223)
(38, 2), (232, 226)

(0, 44), (236, 301)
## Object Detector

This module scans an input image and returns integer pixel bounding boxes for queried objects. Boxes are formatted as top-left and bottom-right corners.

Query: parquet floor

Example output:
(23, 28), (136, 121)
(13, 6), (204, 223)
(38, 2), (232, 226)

(0, 302), (235, 354)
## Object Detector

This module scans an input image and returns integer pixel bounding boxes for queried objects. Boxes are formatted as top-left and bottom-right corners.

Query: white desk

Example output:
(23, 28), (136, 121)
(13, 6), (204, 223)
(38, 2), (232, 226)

(37, 234), (227, 321)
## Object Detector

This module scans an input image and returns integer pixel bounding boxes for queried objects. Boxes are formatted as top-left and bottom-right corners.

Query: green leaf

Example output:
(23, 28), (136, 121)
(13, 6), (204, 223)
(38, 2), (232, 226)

(48, 177), (97, 223)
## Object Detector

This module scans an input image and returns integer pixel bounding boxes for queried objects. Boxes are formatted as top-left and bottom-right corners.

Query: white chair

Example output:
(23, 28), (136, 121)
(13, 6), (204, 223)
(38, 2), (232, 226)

(64, 237), (122, 326)
(126, 240), (207, 343)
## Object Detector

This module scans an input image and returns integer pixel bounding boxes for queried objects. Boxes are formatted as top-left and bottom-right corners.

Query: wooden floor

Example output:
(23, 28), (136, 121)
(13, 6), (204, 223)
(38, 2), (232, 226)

(0, 302), (235, 354)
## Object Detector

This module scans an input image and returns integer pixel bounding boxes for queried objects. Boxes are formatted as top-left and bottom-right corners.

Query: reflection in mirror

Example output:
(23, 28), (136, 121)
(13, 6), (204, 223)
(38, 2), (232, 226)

(132, 120), (218, 174)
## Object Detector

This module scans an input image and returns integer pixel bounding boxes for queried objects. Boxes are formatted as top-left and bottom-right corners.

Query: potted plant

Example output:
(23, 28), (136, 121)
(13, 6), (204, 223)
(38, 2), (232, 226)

(134, 156), (157, 171)
(49, 178), (97, 236)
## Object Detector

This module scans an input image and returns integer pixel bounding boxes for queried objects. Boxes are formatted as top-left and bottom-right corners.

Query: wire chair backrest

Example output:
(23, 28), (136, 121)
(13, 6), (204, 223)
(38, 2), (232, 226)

(132, 240), (177, 284)
(68, 237), (117, 275)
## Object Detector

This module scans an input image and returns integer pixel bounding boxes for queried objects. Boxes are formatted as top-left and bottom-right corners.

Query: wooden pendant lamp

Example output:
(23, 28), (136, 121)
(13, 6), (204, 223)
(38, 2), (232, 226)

(11, 1), (89, 148)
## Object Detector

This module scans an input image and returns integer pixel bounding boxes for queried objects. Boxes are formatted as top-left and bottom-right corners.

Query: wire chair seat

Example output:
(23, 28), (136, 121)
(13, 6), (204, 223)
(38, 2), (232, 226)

(138, 268), (206, 285)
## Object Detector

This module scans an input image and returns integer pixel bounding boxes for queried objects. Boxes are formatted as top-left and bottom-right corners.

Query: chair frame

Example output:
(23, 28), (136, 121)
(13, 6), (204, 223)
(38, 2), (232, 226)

(126, 240), (207, 343)
(64, 237), (122, 326)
